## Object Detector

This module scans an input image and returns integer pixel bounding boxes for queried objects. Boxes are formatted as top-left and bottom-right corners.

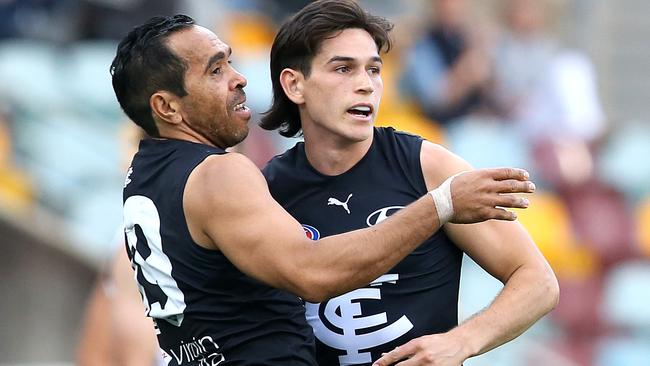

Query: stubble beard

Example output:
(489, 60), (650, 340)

(210, 121), (249, 149)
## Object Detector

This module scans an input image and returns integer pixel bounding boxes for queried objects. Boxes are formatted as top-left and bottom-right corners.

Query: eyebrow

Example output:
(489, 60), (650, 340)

(204, 47), (232, 73)
(326, 55), (383, 65)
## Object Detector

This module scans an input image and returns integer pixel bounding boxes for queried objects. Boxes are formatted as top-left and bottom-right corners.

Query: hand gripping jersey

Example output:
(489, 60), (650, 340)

(263, 128), (463, 366)
(123, 138), (316, 366)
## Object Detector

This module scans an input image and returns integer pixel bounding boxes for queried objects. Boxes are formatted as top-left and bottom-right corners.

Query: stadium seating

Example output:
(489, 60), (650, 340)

(553, 274), (605, 337)
(0, 114), (33, 213)
(64, 41), (121, 119)
(562, 181), (636, 268)
(0, 40), (63, 112)
(445, 117), (533, 173)
(600, 260), (650, 331)
(595, 336), (650, 365)
(516, 191), (599, 279)
(636, 196), (650, 258)
(598, 122), (650, 201)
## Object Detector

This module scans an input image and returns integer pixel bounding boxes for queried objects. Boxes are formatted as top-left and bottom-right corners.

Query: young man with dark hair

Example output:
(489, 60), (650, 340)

(111, 13), (536, 365)
(261, 1), (559, 365)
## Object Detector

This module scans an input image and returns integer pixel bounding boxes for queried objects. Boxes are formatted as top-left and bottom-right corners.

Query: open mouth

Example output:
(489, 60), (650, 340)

(233, 102), (249, 112)
(347, 105), (372, 118)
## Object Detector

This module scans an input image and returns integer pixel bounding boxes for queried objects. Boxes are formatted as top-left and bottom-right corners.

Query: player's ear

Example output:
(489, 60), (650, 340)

(150, 91), (183, 125)
(279, 68), (305, 104)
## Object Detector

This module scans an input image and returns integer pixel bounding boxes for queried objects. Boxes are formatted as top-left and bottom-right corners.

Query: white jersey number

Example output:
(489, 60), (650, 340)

(124, 195), (186, 326)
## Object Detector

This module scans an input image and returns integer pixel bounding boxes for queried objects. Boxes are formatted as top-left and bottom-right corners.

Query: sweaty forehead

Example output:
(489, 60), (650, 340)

(166, 25), (228, 65)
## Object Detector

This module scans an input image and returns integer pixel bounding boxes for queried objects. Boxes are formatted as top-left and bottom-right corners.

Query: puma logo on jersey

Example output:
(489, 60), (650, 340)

(327, 194), (353, 214)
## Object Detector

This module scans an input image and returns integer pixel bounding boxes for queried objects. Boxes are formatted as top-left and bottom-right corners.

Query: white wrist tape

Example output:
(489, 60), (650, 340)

(428, 173), (459, 225)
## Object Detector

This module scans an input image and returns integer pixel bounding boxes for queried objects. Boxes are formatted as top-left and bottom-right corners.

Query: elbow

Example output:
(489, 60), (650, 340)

(297, 275), (339, 303)
(293, 284), (335, 304)
(549, 277), (560, 311)
(283, 268), (337, 303)
(541, 268), (560, 314)
(299, 289), (331, 304)
(283, 244), (355, 303)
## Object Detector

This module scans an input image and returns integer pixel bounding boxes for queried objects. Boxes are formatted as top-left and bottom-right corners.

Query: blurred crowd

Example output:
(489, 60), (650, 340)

(0, 0), (649, 365)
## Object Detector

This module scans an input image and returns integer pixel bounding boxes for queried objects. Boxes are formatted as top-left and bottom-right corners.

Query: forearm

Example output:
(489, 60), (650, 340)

(301, 195), (440, 301)
(449, 264), (559, 359)
(215, 166), (533, 302)
(290, 167), (533, 302)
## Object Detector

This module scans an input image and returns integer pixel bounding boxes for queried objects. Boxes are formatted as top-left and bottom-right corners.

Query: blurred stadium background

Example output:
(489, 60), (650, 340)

(0, 0), (649, 365)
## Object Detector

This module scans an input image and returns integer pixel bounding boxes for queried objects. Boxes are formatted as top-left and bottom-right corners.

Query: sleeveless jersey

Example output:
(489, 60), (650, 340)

(263, 127), (463, 365)
(123, 138), (316, 366)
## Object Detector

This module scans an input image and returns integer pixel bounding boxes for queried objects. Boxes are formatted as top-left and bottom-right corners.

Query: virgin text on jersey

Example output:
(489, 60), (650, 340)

(162, 336), (225, 366)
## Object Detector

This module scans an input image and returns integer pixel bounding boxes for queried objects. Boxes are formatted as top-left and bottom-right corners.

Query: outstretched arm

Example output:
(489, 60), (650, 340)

(185, 152), (535, 303)
(374, 141), (559, 366)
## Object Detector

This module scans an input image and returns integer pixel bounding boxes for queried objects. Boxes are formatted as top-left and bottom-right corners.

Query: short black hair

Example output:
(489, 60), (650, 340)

(260, 0), (393, 137)
(110, 14), (195, 137)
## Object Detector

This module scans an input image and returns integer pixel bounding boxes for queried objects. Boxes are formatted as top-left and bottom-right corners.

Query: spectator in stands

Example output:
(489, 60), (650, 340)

(399, 0), (494, 126)
(490, 0), (605, 144)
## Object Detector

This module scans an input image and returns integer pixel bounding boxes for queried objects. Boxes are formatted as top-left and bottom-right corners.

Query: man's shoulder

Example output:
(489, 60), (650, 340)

(185, 152), (268, 215)
(262, 142), (304, 179)
(376, 126), (423, 140)
(374, 127), (424, 151)
(197, 152), (260, 181)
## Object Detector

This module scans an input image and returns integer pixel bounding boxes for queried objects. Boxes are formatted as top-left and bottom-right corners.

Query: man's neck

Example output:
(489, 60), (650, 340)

(158, 123), (225, 150)
(302, 129), (374, 176)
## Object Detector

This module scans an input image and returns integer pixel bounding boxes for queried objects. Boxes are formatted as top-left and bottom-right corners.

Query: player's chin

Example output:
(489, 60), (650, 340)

(349, 120), (374, 140)
(224, 111), (252, 137)
(232, 125), (249, 144)
(221, 115), (250, 145)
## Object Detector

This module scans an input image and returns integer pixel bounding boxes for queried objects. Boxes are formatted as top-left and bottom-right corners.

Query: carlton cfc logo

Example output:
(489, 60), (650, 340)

(302, 224), (320, 240)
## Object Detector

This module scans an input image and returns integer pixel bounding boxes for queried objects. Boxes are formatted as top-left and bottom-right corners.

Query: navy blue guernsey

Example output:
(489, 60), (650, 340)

(123, 138), (316, 366)
(263, 127), (463, 366)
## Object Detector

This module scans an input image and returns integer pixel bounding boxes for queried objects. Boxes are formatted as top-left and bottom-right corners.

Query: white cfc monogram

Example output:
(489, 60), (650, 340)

(305, 274), (413, 365)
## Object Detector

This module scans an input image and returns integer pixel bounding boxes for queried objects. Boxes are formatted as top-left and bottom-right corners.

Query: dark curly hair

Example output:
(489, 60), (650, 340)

(260, 0), (393, 137)
(110, 14), (195, 137)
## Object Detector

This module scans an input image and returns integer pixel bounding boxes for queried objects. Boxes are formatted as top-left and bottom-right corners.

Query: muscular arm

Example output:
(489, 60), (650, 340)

(185, 153), (443, 302)
(184, 152), (533, 303)
(445, 219), (558, 358)
(375, 141), (559, 365)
